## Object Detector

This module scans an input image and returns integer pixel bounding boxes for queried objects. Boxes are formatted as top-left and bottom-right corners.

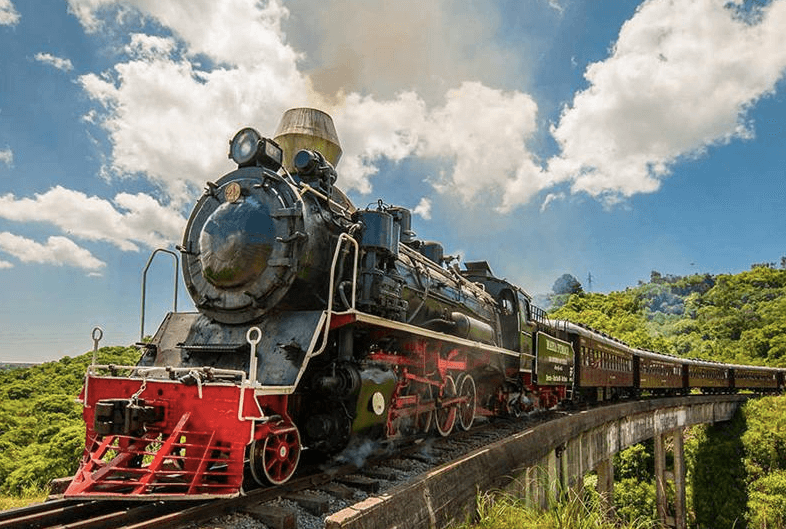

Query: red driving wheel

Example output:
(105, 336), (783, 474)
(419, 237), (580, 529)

(250, 424), (301, 485)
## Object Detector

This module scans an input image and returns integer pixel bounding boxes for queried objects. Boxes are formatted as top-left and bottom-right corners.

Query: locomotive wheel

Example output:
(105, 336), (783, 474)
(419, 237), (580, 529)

(389, 382), (433, 437)
(249, 425), (301, 486)
(435, 376), (457, 437)
(456, 374), (476, 431)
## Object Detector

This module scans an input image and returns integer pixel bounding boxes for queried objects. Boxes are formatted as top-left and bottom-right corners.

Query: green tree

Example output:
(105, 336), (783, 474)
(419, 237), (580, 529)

(687, 412), (748, 529)
(553, 274), (584, 296)
(747, 470), (786, 528)
(0, 345), (140, 496)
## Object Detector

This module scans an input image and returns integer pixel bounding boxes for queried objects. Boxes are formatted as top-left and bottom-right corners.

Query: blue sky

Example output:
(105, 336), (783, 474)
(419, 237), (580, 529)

(1, 0), (784, 362)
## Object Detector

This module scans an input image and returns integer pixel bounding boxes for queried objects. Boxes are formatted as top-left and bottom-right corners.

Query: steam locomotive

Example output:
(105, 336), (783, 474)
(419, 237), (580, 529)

(65, 109), (786, 499)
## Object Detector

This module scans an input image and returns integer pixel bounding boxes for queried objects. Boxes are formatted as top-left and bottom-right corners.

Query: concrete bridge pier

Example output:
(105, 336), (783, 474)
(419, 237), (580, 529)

(595, 457), (614, 516)
(655, 428), (687, 529)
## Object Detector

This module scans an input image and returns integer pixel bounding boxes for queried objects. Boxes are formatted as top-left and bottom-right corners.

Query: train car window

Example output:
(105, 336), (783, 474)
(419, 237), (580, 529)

(499, 291), (515, 315)
(497, 289), (521, 351)
(516, 292), (532, 323)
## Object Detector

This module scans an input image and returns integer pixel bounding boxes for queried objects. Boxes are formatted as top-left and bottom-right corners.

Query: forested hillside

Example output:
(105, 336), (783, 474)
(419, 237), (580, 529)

(550, 266), (786, 367)
(548, 266), (786, 527)
(0, 265), (784, 511)
(0, 346), (140, 496)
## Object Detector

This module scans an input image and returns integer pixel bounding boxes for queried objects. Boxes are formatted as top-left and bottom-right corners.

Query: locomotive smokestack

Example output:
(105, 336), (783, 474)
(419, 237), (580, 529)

(274, 108), (342, 173)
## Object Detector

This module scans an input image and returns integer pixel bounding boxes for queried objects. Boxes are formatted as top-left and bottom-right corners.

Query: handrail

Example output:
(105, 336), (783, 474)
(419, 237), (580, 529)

(140, 248), (179, 341)
(246, 327), (262, 386)
(312, 232), (359, 357)
(91, 327), (103, 366)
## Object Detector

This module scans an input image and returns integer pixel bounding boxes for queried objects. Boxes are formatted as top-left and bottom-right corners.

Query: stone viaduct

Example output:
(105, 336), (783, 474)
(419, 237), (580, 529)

(326, 394), (748, 529)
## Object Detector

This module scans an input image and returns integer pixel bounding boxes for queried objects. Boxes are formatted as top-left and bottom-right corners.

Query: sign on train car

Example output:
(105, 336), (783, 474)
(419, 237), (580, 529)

(535, 332), (574, 385)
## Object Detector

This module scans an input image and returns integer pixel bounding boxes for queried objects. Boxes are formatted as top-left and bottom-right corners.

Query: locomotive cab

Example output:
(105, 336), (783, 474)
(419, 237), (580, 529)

(460, 261), (535, 356)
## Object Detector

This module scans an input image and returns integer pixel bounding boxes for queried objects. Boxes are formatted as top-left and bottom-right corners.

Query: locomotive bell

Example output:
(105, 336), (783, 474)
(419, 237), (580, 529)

(274, 108), (342, 173)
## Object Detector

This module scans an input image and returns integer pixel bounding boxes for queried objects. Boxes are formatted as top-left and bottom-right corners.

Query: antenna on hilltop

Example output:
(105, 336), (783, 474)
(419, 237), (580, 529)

(587, 272), (593, 292)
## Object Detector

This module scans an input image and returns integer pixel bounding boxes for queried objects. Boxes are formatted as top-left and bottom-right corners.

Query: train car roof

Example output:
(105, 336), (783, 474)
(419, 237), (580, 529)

(554, 320), (639, 355)
(723, 363), (783, 373)
(554, 319), (784, 373)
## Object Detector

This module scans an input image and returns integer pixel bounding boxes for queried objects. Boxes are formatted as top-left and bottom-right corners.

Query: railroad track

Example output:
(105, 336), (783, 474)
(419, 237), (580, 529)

(0, 452), (412, 529)
(0, 407), (571, 529)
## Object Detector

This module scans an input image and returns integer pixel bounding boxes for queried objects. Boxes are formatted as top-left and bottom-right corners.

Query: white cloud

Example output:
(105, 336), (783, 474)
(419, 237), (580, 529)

(0, 232), (106, 271)
(73, 0), (312, 205)
(419, 82), (546, 209)
(68, 0), (300, 71)
(69, 0), (544, 210)
(0, 259), (13, 269)
(330, 91), (427, 193)
(0, 186), (185, 252)
(79, 57), (309, 204)
(34, 52), (74, 72)
(412, 197), (432, 220)
(540, 192), (565, 212)
(333, 82), (547, 208)
(546, 0), (786, 203)
(69, 0), (786, 218)
(547, 0), (565, 16)
(0, 0), (20, 26)
(124, 33), (176, 60)
(0, 147), (12, 167)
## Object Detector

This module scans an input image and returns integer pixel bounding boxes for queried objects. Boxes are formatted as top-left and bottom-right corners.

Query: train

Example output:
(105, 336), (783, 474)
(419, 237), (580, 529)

(64, 108), (786, 499)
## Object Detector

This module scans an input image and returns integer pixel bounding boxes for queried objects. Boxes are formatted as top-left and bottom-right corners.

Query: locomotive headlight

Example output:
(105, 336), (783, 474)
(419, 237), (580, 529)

(229, 128), (262, 166)
(229, 128), (283, 170)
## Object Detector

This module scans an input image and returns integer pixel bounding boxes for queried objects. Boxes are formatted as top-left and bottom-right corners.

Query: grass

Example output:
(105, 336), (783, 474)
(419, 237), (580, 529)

(0, 489), (48, 511)
(455, 488), (660, 529)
